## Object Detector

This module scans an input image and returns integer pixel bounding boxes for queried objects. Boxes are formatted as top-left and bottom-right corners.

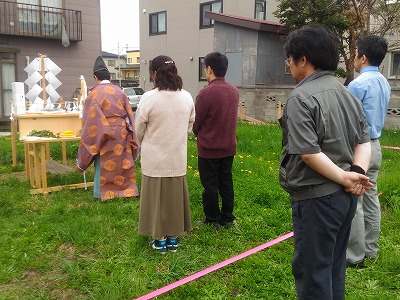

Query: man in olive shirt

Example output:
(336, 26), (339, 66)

(279, 26), (372, 300)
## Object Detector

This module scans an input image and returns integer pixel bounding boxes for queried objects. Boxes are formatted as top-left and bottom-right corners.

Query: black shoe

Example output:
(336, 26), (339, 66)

(219, 220), (234, 228)
(203, 219), (221, 229)
(346, 259), (365, 269)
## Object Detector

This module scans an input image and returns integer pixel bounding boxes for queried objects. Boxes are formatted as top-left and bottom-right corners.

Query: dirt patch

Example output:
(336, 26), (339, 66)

(45, 160), (74, 175)
(0, 171), (26, 181)
(57, 243), (76, 260)
(0, 268), (86, 299)
(0, 160), (74, 182)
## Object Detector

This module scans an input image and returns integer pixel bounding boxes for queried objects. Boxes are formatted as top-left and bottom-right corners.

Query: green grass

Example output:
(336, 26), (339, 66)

(0, 123), (399, 299)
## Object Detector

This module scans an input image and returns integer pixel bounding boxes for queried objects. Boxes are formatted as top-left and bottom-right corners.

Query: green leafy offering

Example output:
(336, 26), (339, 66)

(27, 129), (57, 138)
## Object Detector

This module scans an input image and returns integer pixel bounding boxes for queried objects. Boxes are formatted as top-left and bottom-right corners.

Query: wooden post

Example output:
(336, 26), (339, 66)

(80, 77), (85, 99)
(62, 141), (67, 164)
(27, 144), (35, 185)
(10, 97), (17, 166)
(39, 53), (47, 107)
(59, 96), (64, 110)
(11, 118), (17, 166)
(40, 143), (48, 195)
(239, 102), (243, 121)
(277, 101), (282, 120)
(33, 144), (41, 188)
(79, 75), (87, 110)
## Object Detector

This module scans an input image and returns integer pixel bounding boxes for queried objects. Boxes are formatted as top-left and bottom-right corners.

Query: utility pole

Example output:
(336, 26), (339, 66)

(118, 42), (129, 87)
(118, 42), (121, 87)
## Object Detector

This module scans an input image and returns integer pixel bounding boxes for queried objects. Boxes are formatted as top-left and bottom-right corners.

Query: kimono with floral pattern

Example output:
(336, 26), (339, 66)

(77, 82), (139, 200)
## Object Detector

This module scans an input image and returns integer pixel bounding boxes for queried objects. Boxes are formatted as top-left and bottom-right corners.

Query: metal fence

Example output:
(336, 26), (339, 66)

(0, 0), (82, 41)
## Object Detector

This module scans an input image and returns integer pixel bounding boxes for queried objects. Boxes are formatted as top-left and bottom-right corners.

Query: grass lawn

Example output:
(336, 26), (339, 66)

(0, 122), (399, 299)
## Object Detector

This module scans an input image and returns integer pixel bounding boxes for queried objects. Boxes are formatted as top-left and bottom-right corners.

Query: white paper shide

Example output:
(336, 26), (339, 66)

(24, 55), (62, 112)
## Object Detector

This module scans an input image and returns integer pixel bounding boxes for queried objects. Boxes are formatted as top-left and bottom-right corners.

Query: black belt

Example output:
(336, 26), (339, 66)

(371, 138), (378, 141)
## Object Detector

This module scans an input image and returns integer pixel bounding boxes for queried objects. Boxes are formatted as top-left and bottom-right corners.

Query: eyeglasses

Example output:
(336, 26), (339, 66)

(285, 58), (292, 67)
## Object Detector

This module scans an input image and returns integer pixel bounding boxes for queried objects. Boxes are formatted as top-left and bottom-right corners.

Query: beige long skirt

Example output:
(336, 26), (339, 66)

(138, 175), (192, 240)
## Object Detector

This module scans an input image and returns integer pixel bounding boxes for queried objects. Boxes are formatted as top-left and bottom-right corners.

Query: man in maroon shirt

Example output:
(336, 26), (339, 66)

(193, 52), (239, 228)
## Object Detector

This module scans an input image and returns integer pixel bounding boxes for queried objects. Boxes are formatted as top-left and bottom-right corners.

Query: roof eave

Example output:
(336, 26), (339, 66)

(204, 11), (286, 34)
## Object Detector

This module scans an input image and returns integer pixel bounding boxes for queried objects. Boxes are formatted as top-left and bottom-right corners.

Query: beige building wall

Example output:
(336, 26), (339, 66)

(222, 1), (279, 21)
(139, 0), (280, 97)
(102, 56), (126, 80)
(126, 50), (141, 79)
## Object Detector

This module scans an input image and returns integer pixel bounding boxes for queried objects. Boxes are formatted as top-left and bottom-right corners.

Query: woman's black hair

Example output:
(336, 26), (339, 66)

(150, 55), (183, 91)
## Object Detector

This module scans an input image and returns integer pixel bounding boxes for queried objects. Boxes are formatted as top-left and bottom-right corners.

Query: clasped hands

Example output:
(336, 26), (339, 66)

(343, 171), (373, 196)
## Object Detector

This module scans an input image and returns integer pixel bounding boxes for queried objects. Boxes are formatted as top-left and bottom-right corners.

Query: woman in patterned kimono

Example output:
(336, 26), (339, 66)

(76, 56), (139, 200)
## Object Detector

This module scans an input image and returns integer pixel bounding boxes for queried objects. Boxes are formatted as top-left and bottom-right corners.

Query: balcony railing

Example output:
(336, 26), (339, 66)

(0, 1), (82, 42)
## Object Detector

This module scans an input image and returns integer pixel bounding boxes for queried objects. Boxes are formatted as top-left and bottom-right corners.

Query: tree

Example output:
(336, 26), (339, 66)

(274, 0), (400, 85)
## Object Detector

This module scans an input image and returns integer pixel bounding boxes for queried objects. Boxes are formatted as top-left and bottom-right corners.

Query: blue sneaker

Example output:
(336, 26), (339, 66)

(150, 239), (166, 254)
(166, 237), (179, 252)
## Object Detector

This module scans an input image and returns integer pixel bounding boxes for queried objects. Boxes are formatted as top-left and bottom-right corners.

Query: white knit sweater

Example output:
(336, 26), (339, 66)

(135, 88), (195, 177)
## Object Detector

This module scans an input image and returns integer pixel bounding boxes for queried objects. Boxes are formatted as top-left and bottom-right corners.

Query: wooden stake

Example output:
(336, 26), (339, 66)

(278, 101), (282, 120)
(10, 97), (17, 166)
(39, 53), (47, 106)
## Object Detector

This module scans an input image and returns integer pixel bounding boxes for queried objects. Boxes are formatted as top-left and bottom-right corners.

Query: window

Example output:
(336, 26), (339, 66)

(17, 0), (63, 37)
(108, 60), (115, 67)
(255, 0), (266, 20)
(110, 72), (116, 79)
(137, 57), (140, 63)
(200, 1), (222, 29)
(149, 11), (166, 35)
(127, 57), (133, 64)
(390, 52), (400, 77)
(0, 51), (17, 118)
(199, 57), (207, 81)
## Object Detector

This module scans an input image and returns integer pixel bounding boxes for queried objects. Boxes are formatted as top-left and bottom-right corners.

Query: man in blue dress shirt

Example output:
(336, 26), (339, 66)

(346, 35), (391, 268)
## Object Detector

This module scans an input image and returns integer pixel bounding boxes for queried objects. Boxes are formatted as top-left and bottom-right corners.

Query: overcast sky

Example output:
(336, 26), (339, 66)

(100, 0), (140, 54)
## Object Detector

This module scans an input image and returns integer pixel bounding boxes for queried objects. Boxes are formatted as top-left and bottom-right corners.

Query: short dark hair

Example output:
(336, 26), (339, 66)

(149, 55), (183, 91)
(357, 35), (388, 67)
(284, 25), (339, 71)
(94, 69), (111, 81)
(204, 52), (228, 77)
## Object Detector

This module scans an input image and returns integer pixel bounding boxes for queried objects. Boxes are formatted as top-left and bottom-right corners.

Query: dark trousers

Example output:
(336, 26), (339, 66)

(198, 156), (235, 223)
(291, 189), (357, 300)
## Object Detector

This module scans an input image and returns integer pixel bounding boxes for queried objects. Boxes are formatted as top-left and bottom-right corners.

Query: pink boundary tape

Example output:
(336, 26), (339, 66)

(135, 231), (294, 300)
